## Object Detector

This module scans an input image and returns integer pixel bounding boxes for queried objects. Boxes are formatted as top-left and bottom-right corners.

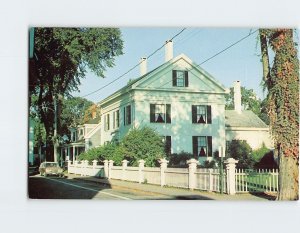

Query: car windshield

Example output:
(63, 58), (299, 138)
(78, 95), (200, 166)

(45, 163), (59, 167)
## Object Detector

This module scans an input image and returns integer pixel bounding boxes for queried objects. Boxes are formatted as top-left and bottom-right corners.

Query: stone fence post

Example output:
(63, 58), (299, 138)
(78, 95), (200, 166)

(138, 160), (145, 184)
(159, 158), (169, 187)
(187, 158), (198, 190)
(122, 160), (128, 180)
(108, 160), (114, 179)
(104, 160), (109, 179)
(224, 158), (238, 195)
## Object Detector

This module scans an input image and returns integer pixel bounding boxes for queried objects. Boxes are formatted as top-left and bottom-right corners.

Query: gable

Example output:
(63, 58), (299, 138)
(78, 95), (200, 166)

(133, 54), (227, 93)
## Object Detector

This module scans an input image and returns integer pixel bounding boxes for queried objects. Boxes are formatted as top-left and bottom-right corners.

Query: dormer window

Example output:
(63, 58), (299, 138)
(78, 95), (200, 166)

(172, 70), (188, 87)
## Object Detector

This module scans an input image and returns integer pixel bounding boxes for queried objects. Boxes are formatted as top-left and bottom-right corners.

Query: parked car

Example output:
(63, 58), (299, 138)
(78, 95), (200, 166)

(39, 162), (64, 177)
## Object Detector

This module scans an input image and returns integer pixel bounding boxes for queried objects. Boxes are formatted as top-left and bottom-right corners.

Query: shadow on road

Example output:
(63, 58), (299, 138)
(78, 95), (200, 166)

(28, 175), (112, 199)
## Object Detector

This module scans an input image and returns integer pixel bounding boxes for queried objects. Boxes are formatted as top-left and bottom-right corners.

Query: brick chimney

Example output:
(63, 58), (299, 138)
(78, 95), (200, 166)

(140, 57), (147, 76)
(165, 40), (173, 62)
(233, 81), (242, 114)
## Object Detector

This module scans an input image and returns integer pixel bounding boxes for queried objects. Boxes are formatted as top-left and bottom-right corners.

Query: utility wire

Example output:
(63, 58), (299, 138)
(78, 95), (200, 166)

(81, 28), (187, 98)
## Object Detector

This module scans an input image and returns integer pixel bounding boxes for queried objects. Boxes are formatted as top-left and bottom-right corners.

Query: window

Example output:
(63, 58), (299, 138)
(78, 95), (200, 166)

(162, 136), (172, 155)
(192, 105), (212, 124)
(124, 105), (131, 126)
(104, 114), (110, 131)
(113, 110), (119, 129)
(193, 136), (212, 157)
(172, 70), (188, 87)
(150, 104), (171, 123)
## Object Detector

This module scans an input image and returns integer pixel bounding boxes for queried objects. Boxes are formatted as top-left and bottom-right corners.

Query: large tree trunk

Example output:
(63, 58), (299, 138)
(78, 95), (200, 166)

(259, 30), (270, 82)
(277, 151), (299, 200)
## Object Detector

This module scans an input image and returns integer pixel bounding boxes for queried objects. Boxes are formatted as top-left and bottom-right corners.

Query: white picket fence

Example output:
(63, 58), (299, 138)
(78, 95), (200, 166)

(235, 169), (279, 193)
(67, 158), (278, 195)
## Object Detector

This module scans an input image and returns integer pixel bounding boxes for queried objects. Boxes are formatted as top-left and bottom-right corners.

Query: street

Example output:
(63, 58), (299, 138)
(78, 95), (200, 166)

(28, 175), (173, 200)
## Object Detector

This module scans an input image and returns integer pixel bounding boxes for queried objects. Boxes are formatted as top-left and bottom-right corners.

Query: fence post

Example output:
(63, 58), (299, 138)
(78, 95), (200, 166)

(209, 168), (213, 192)
(122, 160), (128, 181)
(187, 158), (198, 190)
(159, 158), (169, 187)
(224, 158), (238, 195)
(67, 160), (72, 172)
(108, 160), (114, 179)
(74, 160), (79, 175)
(92, 160), (98, 177)
(138, 160), (145, 184)
(104, 160), (109, 179)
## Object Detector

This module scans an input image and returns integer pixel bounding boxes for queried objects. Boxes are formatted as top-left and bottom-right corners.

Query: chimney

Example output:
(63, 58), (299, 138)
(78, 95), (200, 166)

(165, 40), (173, 62)
(140, 57), (147, 76)
(233, 81), (242, 114)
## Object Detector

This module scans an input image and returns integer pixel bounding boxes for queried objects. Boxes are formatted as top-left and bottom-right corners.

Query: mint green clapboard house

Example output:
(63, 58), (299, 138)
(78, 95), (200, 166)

(64, 40), (272, 164)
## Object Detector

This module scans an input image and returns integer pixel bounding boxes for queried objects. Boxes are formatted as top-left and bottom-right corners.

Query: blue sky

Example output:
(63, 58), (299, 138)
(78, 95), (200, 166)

(74, 28), (265, 103)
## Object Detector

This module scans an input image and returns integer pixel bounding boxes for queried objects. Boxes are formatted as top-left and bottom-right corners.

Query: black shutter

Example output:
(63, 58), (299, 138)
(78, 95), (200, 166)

(150, 104), (155, 122)
(207, 136), (212, 157)
(192, 136), (198, 158)
(207, 105), (212, 124)
(123, 107), (126, 126)
(127, 105), (131, 125)
(166, 104), (171, 123)
(192, 105), (197, 123)
(172, 70), (177, 86)
(165, 136), (171, 155)
(185, 71), (189, 87)
(107, 114), (110, 130)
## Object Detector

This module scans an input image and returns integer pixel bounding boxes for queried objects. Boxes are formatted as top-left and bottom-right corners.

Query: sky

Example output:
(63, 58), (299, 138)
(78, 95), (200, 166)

(73, 28), (266, 103)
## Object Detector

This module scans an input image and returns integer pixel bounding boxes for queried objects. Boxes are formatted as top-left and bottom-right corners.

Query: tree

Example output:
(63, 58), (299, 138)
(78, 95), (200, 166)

(60, 97), (94, 138)
(225, 86), (269, 124)
(121, 127), (165, 167)
(259, 29), (299, 200)
(29, 28), (123, 161)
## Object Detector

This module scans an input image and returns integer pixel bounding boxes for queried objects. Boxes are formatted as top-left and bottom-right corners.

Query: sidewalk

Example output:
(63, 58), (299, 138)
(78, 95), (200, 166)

(66, 174), (276, 201)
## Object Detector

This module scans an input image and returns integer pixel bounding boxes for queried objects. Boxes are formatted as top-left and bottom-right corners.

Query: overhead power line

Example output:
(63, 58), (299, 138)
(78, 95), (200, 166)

(81, 28), (187, 98)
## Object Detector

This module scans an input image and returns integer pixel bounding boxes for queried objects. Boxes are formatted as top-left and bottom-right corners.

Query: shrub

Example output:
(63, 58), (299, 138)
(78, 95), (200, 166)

(166, 151), (193, 167)
(252, 143), (270, 162)
(255, 150), (278, 169)
(121, 127), (165, 167)
(226, 140), (255, 169)
(199, 160), (217, 169)
(78, 143), (126, 165)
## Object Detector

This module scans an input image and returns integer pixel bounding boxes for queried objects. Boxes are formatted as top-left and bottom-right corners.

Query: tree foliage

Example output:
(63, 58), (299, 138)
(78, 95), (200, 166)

(29, 28), (123, 161)
(259, 29), (299, 200)
(60, 97), (94, 137)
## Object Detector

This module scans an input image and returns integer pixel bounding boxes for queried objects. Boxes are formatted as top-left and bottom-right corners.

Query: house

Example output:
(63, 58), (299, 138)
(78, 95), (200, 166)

(60, 115), (101, 162)
(63, 40), (272, 164)
(98, 40), (228, 165)
(225, 81), (272, 149)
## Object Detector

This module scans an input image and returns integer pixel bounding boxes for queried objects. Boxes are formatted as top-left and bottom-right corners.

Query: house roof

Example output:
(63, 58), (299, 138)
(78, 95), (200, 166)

(85, 116), (101, 124)
(225, 110), (268, 128)
(98, 54), (228, 106)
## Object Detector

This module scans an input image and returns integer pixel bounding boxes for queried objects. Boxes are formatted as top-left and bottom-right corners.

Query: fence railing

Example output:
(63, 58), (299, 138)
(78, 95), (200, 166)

(235, 169), (279, 193)
(67, 158), (278, 195)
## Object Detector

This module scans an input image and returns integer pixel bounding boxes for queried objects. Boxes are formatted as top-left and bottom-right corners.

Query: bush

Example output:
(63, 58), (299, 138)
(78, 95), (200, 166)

(199, 160), (217, 169)
(254, 150), (278, 169)
(78, 143), (126, 166)
(122, 127), (165, 167)
(226, 140), (255, 169)
(252, 143), (270, 162)
(167, 151), (193, 167)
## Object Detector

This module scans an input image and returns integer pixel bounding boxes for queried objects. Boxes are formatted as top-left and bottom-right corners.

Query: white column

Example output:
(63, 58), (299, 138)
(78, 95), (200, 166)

(72, 146), (75, 162)
(158, 158), (169, 187)
(187, 158), (198, 190)
(224, 158), (239, 195)
(138, 160), (145, 184)
(122, 160), (128, 181)
(85, 138), (90, 151)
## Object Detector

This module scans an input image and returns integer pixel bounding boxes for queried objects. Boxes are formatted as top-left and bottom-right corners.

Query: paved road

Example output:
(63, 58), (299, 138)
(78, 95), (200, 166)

(28, 175), (172, 200)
